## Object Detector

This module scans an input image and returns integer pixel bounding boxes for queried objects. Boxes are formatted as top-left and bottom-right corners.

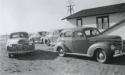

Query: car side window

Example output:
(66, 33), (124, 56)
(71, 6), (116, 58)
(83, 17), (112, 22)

(85, 30), (91, 37)
(74, 31), (85, 38)
(64, 31), (73, 37)
(85, 29), (100, 37)
(91, 29), (99, 35)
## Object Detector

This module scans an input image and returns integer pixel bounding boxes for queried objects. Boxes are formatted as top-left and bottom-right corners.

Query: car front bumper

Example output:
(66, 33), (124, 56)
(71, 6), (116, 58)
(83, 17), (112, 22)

(7, 50), (35, 54)
(7, 44), (35, 54)
(113, 49), (125, 57)
(113, 52), (125, 57)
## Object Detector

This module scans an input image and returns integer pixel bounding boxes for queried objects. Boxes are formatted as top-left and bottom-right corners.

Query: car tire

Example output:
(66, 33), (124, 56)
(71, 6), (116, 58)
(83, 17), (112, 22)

(57, 47), (65, 57)
(96, 49), (110, 63)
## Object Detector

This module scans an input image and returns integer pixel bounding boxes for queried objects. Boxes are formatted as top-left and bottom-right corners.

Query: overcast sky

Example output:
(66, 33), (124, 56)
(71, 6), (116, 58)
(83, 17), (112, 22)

(0, 0), (124, 35)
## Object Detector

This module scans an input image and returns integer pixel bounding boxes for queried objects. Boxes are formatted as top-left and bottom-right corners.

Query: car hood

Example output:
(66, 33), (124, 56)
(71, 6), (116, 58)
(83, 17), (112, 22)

(89, 35), (122, 42)
(7, 38), (28, 45)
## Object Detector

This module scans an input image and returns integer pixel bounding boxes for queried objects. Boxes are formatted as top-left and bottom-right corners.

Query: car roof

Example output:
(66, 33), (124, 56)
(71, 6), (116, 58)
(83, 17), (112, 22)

(62, 27), (97, 33)
(10, 32), (28, 35)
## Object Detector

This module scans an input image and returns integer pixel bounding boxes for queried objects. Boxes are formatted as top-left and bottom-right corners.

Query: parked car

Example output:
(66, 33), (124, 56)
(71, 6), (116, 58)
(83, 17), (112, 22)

(29, 31), (49, 44)
(54, 27), (125, 63)
(39, 31), (49, 43)
(44, 29), (63, 46)
(6, 32), (35, 58)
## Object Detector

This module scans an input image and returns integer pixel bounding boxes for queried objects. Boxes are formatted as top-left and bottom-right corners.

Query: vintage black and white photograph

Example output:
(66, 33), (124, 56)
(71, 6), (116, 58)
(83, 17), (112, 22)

(0, 0), (125, 75)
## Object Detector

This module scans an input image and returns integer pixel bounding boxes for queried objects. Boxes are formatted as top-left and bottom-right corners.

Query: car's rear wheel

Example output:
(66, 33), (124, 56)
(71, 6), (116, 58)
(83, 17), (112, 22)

(96, 49), (109, 63)
(57, 47), (65, 57)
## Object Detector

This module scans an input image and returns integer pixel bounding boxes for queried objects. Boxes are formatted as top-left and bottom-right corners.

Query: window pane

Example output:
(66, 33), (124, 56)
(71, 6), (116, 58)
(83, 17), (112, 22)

(103, 17), (109, 29)
(97, 16), (109, 29)
(85, 30), (90, 36)
(97, 18), (103, 29)
(74, 31), (84, 37)
(92, 29), (100, 36)
(98, 23), (103, 29)
(77, 19), (82, 27)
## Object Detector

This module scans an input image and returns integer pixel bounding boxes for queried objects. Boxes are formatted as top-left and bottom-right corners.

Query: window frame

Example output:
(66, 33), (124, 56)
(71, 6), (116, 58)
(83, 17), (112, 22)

(96, 16), (109, 29)
(76, 18), (83, 27)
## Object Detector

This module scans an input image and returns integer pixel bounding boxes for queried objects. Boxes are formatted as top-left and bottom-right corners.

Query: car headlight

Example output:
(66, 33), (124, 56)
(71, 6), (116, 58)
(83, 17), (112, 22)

(110, 45), (116, 50)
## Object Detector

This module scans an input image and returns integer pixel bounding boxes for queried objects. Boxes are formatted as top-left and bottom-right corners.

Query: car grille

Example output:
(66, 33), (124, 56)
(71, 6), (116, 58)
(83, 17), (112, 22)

(11, 44), (31, 50)
(113, 41), (122, 50)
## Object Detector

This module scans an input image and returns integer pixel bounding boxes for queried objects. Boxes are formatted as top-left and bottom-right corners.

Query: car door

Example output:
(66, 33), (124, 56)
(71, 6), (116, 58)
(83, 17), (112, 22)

(72, 30), (89, 54)
(63, 30), (73, 52)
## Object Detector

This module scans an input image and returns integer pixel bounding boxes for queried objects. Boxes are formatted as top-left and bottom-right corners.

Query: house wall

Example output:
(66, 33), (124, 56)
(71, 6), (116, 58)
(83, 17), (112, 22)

(103, 21), (125, 40)
(66, 19), (77, 27)
(66, 12), (125, 31)
(82, 16), (97, 27)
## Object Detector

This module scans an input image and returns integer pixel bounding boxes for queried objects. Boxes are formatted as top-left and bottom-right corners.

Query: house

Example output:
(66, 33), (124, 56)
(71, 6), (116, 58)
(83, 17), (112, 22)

(62, 3), (125, 32)
(102, 19), (125, 40)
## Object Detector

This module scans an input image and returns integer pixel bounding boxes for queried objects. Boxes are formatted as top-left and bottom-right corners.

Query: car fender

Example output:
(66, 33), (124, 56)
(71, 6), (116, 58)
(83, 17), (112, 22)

(87, 42), (111, 57)
(54, 42), (64, 52)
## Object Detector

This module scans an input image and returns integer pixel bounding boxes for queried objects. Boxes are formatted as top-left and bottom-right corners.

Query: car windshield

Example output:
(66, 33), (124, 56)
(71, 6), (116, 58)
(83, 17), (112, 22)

(10, 33), (29, 38)
(85, 29), (100, 37)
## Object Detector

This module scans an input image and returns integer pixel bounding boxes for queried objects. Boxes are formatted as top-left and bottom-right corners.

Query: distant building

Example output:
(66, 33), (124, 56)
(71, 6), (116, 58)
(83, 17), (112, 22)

(62, 3), (125, 32)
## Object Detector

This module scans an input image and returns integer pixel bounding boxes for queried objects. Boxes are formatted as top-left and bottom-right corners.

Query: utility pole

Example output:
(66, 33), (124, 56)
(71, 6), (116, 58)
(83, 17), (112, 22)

(66, 0), (75, 15)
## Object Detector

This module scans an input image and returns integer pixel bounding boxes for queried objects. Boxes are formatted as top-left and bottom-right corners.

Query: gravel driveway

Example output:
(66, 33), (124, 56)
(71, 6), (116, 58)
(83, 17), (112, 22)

(0, 37), (125, 75)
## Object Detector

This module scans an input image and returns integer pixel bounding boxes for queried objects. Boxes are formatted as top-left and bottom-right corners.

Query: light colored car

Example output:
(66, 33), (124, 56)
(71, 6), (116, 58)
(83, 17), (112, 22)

(39, 31), (49, 43)
(29, 31), (49, 44)
(44, 29), (63, 46)
(55, 27), (125, 63)
(29, 33), (42, 44)
(6, 32), (35, 58)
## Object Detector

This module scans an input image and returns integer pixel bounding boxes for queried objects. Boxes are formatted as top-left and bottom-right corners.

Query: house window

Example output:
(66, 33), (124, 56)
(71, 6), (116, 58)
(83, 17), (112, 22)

(76, 18), (82, 27)
(96, 16), (109, 29)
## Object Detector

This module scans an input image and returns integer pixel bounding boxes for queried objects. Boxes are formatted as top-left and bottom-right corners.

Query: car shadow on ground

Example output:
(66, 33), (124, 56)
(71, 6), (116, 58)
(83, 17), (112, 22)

(65, 54), (94, 61)
(15, 50), (58, 60)
(109, 55), (125, 65)
(65, 54), (125, 65)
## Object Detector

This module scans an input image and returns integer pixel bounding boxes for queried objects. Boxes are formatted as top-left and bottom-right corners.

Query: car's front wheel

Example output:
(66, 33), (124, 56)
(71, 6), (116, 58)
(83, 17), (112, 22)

(57, 47), (65, 57)
(96, 49), (109, 63)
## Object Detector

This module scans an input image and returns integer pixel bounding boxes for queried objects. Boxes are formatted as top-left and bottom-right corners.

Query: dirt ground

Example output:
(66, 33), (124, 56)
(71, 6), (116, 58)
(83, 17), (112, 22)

(0, 36), (125, 75)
